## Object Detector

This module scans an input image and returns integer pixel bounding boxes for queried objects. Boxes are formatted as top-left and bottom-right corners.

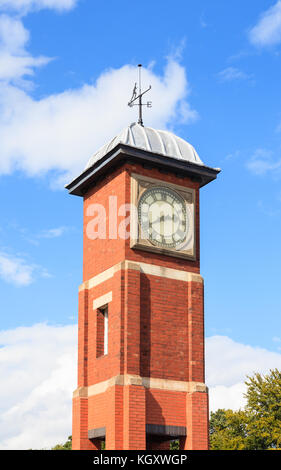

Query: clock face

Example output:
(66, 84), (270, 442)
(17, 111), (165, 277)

(138, 186), (188, 249)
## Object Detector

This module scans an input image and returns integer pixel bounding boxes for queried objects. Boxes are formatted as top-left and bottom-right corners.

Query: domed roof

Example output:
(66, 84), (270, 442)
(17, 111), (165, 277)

(85, 122), (204, 170)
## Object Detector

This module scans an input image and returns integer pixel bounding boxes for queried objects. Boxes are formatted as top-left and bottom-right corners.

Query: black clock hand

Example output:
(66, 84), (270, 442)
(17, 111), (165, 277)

(150, 214), (180, 223)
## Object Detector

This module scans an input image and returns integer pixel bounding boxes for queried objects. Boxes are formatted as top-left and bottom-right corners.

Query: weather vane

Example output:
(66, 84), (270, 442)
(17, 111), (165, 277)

(128, 64), (152, 126)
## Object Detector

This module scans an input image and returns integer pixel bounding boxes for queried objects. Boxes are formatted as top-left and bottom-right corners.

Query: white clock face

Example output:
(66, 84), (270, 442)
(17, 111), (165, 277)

(138, 186), (188, 249)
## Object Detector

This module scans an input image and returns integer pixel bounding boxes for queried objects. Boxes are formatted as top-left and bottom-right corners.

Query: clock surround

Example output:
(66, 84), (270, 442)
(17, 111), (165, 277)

(130, 173), (196, 260)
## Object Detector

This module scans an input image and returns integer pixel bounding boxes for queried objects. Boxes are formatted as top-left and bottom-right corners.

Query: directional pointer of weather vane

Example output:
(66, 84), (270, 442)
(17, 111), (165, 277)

(128, 64), (152, 126)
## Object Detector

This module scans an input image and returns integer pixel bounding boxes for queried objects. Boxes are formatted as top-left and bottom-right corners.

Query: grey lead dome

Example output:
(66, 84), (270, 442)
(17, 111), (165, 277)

(85, 122), (204, 170)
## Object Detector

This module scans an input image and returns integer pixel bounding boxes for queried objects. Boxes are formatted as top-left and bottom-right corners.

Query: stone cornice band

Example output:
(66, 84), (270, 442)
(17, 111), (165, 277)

(79, 260), (203, 292)
(73, 375), (208, 399)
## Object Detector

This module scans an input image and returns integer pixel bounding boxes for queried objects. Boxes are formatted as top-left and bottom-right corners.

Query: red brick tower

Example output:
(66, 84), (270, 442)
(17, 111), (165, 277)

(66, 122), (220, 450)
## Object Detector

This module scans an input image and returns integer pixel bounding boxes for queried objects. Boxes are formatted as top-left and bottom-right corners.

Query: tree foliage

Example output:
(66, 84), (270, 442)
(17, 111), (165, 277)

(210, 409), (249, 450)
(210, 369), (281, 450)
(244, 368), (281, 449)
(52, 435), (72, 450)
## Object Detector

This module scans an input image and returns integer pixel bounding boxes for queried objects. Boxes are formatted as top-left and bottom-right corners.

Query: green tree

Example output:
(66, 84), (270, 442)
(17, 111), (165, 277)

(245, 369), (281, 450)
(170, 439), (179, 450)
(210, 409), (249, 450)
(210, 369), (281, 450)
(52, 435), (72, 450)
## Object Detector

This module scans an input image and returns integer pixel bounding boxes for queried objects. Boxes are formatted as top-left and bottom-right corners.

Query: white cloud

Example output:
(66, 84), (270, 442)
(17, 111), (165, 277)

(206, 335), (281, 411)
(217, 67), (252, 82)
(0, 0), (78, 14)
(209, 383), (247, 412)
(1, 327), (281, 449)
(0, 251), (33, 285)
(0, 60), (198, 184)
(225, 150), (240, 161)
(0, 14), (51, 84)
(10, 224), (70, 245)
(249, 0), (281, 47)
(38, 227), (67, 239)
(0, 323), (77, 449)
(246, 148), (281, 175)
(0, 8), (198, 187)
(0, 251), (50, 285)
(0, 13), (28, 51)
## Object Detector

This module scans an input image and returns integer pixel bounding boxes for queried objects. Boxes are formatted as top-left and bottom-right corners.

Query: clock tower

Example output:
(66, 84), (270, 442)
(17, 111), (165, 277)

(66, 122), (220, 450)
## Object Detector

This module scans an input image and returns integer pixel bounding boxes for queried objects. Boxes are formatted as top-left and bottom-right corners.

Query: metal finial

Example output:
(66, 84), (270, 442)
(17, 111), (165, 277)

(128, 64), (152, 126)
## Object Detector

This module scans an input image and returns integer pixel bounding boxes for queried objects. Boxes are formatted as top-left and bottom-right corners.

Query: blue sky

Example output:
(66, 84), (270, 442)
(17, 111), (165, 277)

(1, 0), (281, 449)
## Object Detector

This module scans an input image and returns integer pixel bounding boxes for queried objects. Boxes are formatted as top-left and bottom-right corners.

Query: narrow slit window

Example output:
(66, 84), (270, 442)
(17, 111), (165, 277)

(103, 306), (108, 356)
(97, 305), (108, 357)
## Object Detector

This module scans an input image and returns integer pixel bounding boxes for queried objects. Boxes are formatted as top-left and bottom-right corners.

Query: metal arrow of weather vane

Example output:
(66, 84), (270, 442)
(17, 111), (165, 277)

(128, 64), (152, 126)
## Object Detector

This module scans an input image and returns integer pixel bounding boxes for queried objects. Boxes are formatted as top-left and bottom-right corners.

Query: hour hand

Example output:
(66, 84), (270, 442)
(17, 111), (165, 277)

(152, 214), (179, 223)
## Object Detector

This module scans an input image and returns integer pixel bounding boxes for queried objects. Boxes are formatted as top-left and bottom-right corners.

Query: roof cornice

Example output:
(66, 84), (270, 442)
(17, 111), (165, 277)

(65, 143), (221, 197)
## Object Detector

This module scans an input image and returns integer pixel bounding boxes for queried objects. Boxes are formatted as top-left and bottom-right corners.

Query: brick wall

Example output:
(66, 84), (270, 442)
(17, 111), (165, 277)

(72, 162), (208, 450)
